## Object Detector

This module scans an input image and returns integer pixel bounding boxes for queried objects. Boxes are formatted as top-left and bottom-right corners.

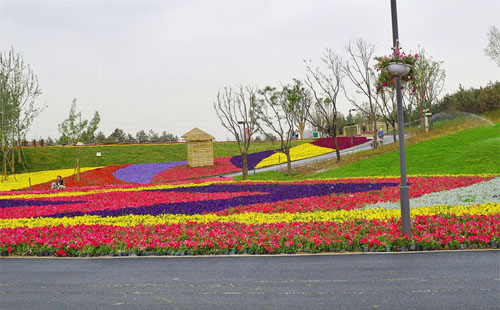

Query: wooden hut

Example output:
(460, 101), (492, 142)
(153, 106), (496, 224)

(181, 128), (215, 167)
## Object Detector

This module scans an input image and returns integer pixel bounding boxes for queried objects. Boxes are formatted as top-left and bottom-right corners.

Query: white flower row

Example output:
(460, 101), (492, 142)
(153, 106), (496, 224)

(362, 177), (500, 210)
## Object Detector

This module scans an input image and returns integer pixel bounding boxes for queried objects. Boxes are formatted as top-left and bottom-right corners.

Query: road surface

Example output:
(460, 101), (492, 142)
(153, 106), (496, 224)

(1, 250), (498, 309)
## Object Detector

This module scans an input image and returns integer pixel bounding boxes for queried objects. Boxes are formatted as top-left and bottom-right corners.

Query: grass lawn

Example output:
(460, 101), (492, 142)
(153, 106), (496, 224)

(16, 140), (310, 172)
(241, 124), (499, 180)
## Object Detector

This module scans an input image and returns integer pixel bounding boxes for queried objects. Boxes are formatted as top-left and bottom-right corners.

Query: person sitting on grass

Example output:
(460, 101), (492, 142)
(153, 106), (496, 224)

(51, 175), (65, 189)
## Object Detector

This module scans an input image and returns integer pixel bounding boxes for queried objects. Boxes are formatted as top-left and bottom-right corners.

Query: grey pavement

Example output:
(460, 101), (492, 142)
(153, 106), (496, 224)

(1, 250), (499, 309)
(227, 135), (397, 178)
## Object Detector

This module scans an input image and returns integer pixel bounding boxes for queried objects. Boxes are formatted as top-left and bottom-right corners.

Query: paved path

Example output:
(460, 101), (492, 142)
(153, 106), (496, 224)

(226, 135), (396, 177)
(1, 250), (499, 309)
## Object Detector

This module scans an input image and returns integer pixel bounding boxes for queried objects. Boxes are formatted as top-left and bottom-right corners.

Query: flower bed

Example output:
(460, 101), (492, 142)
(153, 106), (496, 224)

(151, 157), (239, 182)
(255, 144), (333, 168)
(310, 136), (369, 149)
(0, 167), (100, 191)
(26, 164), (131, 190)
(230, 150), (276, 170)
(230, 137), (369, 170)
(0, 175), (498, 256)
(113, 161), (187, 184)
(1, 215), (498, 256)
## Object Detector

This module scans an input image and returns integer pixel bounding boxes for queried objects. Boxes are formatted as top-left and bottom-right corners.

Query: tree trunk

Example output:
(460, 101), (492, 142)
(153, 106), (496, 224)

(372, 116), (378, 149)
(17, 143), (22, 164)
(11, 150), (14, 173)
(242, 152), (248, 180)
(392, 122), (397, 142)
(2, 145), (7, 180)
(333, 132), (341, 162)
(418, 101), (425, 130)
(298, 122), (305, 140)
(285, 151), (292, 176)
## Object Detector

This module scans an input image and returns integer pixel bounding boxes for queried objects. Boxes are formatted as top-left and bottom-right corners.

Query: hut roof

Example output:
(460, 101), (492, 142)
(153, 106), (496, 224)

(181, 128), (215, 142)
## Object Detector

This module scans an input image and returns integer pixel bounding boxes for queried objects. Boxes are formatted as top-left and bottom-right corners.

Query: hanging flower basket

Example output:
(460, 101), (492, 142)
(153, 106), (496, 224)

(375, 51), (417, 94)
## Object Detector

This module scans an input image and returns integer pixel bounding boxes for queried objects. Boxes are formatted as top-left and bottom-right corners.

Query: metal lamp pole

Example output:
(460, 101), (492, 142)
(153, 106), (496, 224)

(348, 109), (356, 123)
(348, 109), (356, 146)
(238, 121), (246, 142)
(390, 0), (411, 236)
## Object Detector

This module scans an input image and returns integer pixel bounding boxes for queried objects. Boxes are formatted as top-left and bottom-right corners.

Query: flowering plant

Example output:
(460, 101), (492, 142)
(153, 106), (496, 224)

(1, 175), (498, 256)
(375, 50), (418, 94)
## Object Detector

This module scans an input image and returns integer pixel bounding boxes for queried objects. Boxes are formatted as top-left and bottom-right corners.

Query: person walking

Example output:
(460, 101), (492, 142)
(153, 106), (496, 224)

(378, 128), (385, 147)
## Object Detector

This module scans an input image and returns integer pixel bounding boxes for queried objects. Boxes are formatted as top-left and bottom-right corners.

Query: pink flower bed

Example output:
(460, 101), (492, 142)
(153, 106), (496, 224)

(311, 136), (369, 149)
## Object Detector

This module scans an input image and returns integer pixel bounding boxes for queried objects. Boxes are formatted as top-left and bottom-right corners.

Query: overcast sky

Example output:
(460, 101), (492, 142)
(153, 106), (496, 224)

(1, 0), (499, 141)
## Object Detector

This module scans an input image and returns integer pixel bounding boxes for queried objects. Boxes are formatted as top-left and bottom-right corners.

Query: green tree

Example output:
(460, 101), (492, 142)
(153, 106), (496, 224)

(409, 48), (446, 129)
(94, 131), (106, 143)
(257, 84), (304, 176)
(484, 26), (500, 67)
(109, 128), (126, 142)
(82, 111), (100, 142)
(135, 130), (148, 143)
(160, 130), (179, 142)
(57, 98), (100, 144)
(478, 81), (500, 112)
(0, 47), (44, 172)
(148, 130), (161, 143)
(284, 79), (312, 139)
(125, 133), (136, 143)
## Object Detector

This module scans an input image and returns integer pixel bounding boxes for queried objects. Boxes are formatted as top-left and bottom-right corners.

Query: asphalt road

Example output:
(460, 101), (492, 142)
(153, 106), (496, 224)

(226, 135), (396, 177)
(1, 250), (499, 309)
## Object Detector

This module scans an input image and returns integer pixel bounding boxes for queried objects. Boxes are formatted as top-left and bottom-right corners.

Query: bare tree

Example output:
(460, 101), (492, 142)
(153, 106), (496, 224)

(257, 84), (304, 176)
(342, 39), (379, 148)
(304, 49), (344, 161)
(213, 86), (260, 180)
(485, 26), (500, 67)
(376, 87), (398, 142)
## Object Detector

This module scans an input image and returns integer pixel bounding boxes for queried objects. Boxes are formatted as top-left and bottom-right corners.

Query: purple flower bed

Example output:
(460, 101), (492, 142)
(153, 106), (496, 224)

(311, 136), (369, 149)
(46, 182), (397, 218)
(113, 161), (187, 184)
(0, 199), (84, 209)
(230, 150), (276, 170)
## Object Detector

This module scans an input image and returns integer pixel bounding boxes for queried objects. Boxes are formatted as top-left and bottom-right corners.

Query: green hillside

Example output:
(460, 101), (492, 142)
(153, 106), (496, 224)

(242, 124), (499, 180)
(15, 140), (310, 172)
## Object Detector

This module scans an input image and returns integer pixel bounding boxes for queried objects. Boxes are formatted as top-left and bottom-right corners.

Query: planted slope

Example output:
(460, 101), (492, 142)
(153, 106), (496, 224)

(19, 140), (310, 172)
(312, 124), (499, 178)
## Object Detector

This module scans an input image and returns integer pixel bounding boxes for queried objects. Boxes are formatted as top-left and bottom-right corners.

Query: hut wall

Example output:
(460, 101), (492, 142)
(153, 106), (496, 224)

(187, 141), (214, 167)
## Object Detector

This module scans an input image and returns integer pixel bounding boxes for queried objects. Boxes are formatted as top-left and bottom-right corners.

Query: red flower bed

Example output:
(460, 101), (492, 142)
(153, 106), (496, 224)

(151, 157), (239, 183)
(2, 214), (498, 256)
(311, 136), (369, 149)
(26, 164), (132, 191)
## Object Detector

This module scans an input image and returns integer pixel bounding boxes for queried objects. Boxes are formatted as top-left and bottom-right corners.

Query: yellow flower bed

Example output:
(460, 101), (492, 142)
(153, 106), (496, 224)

(0, 167), (100, 191)
(255, 143), (333, 168)
(2, 202), (498, 228)
(0, 180), (232, 199)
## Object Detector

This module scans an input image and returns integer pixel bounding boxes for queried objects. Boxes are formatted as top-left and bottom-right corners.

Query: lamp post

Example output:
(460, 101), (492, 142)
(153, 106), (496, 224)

(348, 109), (356, 124)
(389, 0), (411, 236)
(238, 121), (246, 142)
(347, 109), (356, 146)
